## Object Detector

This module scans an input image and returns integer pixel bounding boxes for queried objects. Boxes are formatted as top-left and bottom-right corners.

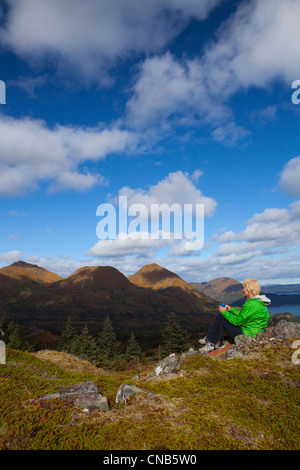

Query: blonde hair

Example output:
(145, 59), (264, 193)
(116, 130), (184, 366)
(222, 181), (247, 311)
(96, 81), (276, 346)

(243, 278), (261, 296)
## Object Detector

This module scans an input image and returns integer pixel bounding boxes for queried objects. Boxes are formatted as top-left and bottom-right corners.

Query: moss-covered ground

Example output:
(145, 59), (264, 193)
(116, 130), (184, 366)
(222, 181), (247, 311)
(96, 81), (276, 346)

(0, 342), (299, 450)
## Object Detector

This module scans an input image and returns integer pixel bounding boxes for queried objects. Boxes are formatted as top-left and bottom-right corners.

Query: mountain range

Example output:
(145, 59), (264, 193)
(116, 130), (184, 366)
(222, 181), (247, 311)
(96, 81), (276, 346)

(0, 261), (218, 336)
(1, 261), (299, 338)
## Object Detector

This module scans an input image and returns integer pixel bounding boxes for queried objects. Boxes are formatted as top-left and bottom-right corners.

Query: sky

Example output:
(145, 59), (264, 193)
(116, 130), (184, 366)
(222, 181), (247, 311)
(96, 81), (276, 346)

(0, 0), (300, 285)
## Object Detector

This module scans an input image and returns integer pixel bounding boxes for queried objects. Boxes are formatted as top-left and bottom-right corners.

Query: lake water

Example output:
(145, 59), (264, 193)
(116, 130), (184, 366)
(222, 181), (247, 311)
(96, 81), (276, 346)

(268, 305), (300, 316)
(267, 292), (300, 295)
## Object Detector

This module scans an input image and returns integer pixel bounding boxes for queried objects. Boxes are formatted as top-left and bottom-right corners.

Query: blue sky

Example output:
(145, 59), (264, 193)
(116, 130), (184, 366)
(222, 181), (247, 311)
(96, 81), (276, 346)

(0, 0), (300, 284)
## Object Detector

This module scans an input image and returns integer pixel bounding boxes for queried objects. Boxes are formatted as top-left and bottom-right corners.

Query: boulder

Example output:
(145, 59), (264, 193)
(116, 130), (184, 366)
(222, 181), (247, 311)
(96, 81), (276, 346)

(41, 380), (109, 411)
(234, 334), (254, 348)
(116, 384), (156, 405)
(272, 320), (300, 341)
(224, 347), (243, 359)
(181, 347), (200, 359)
(154, 353), (180, 376)
(224, 320), (300, 359)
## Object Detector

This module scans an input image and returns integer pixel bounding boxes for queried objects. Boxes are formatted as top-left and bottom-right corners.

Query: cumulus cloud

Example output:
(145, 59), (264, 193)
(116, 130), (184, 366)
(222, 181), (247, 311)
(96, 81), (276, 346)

(238, 202), (300, 246)
(0, 250), (23, 264)
(250, 105), (278, 124)
(204, 0), (300, 89)
(172, 249), (300, 284)
(186, 194), (300, 283)
(23, 254), (99, 278)
(213, 200), (300, 269)
(127, 0), (300, 136)
(0, 115), (138, 195)
(279, 156), (300, 197)
(211, 122), (251, 147)
(0, 0), (223, 84)
(116, 170), (217, 217)
(2, 0), (298, 143)
(87, 232), (172, 258)
(3, 188), (300, 282)
(126, 52), (231, 130)
(87, 170), (213, 258)
(218, 231), (235, 243)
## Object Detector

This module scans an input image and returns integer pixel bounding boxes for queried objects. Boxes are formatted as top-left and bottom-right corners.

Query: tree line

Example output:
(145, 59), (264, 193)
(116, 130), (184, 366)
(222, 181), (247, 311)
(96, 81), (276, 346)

(0, 313), (190, 369)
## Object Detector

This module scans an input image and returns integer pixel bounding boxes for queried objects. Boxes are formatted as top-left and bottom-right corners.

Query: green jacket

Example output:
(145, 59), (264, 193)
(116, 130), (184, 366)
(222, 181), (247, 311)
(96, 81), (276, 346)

(222, 295), (271, 338)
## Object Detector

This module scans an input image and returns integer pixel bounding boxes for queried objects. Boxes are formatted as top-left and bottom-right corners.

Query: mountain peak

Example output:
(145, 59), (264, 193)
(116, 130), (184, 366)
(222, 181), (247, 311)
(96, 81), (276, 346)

(62, 265), (135, 291)
(0, 261), (62, 283)
(138, 263), (167, 272)
(128, 263), (210, 303)
(128, 263), (181, 289)
(13, 261), (40, 269)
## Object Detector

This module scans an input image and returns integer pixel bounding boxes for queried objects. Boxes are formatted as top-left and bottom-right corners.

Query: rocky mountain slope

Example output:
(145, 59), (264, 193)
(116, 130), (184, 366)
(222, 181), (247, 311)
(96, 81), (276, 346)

(0, 261), (62, 283)
(129, 263), (205, 298)
(0, 262), (218, 336)
(190, 277), (244, 304)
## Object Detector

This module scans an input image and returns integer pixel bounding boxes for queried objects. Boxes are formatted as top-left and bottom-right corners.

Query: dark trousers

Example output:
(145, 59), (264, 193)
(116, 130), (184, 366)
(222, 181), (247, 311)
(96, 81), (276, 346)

(206, 313), (243, 345)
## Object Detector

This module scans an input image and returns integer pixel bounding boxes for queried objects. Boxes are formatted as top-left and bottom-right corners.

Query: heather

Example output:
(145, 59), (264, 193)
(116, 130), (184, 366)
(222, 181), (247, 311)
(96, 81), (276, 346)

(1, 337), (299, 451)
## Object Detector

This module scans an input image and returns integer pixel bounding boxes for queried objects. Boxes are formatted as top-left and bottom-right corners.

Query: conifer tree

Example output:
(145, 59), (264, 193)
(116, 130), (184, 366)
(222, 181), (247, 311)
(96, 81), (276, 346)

(97, 316), (121, 368)
(60, 317), (76, 352)
(70, 324), (99, 363)
(161, 312), (189, 355)
(6, 320), (23, 350)
(125, 332), (143, 362)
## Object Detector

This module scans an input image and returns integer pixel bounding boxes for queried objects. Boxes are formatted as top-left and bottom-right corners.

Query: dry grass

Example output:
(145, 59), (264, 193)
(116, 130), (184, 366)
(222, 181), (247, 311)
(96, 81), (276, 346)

(33, 350), (107, 374)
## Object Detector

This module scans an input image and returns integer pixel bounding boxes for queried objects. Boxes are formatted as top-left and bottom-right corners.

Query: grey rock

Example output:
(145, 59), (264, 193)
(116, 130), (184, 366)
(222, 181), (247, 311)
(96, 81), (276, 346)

(154, 353), (180, 375)
(116, 383), (156, 405)
(234, 334), (255, 348)
(255, 327), (275, 342)
(224, 346), (243, 359)
(182, 347), (200, 358)
(41, 380), (109, 411)
(272, 320), (300, 341)
(223, 320), (300, 359)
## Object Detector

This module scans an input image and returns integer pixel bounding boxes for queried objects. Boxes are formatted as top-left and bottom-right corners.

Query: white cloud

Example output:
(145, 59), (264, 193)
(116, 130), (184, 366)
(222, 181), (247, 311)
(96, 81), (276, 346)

(126, 52), (231, 130)
(0, 0), (223, 84)
(116, 170), (217, 217)
(127, 0), (300, 137)
(87, 232), (172, 258)
(202, 0), (300, 90)
(0, 115), (138, 195)
(212, 201), (300, 273)
(192, 194), (300, 284)
(238, 203), (300, 246)
(0, 250), (23, 264)
(24, 255), (98, 278)
(168, 239), (204, 256)
(250, 105), (278, 124)
(279, 156), (300, 197)
(218, 231), (235, 243)
(173, 249), (300, 284)
(211, 122), (251, 147)
(87, 171), (214, 258)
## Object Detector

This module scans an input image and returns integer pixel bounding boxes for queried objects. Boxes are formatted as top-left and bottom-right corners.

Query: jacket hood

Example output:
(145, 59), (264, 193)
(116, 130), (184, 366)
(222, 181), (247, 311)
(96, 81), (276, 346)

(251, 294), (271, 305)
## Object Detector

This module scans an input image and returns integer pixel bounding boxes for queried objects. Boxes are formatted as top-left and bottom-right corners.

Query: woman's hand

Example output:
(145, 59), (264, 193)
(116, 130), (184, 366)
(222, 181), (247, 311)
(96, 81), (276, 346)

(219, 304), (230, 313)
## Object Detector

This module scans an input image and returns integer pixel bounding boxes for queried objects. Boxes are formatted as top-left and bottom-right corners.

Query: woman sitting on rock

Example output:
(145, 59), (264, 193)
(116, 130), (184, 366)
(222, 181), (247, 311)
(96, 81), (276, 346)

(199, 278), (271, 353)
